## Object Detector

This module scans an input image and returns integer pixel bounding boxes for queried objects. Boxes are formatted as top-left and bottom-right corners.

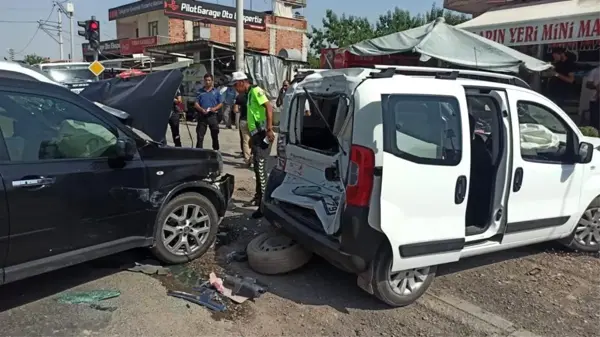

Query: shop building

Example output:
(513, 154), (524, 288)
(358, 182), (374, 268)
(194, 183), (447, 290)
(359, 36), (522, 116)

(447, 0), (599, 120)
(83, 0), (308, 63)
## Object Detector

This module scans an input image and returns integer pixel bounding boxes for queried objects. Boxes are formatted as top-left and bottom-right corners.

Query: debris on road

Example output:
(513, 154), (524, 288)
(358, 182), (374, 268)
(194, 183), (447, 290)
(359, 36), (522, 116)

(167, 289), (226, 312)
(57, 290), (121, 312)
(128, 262), (170, 275)
(527, 267), (542, 276)
(223, 274), (267, 300)
(226, 251), (248, 263)
(57, 290), (121, 304)
(209, 272), (226, 293)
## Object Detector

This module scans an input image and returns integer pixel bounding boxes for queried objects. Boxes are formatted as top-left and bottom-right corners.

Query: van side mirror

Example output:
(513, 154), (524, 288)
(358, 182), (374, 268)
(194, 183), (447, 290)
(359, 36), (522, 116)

(114, 137), (136, 160)
(576, 142), (593, 163)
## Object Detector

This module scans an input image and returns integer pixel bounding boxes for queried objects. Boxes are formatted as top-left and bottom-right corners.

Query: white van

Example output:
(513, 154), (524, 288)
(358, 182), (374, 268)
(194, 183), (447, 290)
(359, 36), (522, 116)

(263, 66), (600, 307)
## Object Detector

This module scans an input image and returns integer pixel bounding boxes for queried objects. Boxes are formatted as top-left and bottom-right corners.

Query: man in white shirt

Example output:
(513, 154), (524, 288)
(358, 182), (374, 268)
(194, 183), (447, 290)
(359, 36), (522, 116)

(586, 66), (600, 129)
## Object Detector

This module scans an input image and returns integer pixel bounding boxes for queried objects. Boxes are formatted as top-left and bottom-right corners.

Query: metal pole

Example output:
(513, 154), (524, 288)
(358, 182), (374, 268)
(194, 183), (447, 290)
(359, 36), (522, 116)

(69, 13), (74, 61)
(57, 10), (64, 59)
(235, 0), (244, 71)
(94, 50), (99, 81)
(210, 45), (214, 75)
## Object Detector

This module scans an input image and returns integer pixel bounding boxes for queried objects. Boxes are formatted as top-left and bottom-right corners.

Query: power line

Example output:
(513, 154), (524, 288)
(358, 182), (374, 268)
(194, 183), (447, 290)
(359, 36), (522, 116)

(0, 20), (39, 23)
(14, 6), (56, 55)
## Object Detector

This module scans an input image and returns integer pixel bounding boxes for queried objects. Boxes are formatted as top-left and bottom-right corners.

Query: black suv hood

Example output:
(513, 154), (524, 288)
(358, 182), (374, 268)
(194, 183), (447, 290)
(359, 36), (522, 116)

(79, 70), (182, 143)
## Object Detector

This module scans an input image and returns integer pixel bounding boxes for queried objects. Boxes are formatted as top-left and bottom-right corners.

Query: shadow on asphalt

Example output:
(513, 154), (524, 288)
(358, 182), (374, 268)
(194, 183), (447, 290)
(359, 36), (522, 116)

(0, 249), (148, 313)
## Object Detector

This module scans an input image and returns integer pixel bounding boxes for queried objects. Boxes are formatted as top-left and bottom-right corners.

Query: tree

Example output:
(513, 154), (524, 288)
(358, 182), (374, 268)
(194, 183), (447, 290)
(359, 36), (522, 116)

(307, 9), (375, 51)
(23, 54), (47, 65)
(306, 3), (470, 57)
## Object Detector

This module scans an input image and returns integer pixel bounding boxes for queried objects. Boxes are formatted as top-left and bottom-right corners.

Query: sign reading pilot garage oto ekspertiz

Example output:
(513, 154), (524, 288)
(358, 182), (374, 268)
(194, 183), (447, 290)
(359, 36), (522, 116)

(164, 0), (266, 31)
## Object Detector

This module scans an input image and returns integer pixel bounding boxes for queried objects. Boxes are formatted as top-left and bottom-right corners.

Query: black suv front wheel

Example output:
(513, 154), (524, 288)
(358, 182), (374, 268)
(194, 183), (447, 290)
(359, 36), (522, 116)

(151, 192), (219, 264)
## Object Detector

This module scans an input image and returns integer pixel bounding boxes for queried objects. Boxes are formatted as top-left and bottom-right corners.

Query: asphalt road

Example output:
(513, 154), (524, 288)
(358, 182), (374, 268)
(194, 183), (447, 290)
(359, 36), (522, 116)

(0, 124), (598, 337)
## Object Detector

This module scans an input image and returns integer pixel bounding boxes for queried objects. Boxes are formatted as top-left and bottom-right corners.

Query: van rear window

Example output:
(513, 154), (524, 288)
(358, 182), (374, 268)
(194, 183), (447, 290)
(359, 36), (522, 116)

(381, 94), (462, 166)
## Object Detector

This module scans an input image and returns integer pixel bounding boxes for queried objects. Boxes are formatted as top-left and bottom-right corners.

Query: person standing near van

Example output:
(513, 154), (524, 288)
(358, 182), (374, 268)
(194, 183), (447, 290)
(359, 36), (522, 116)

(194, 73), (222, 150)
(585, 66), (600, 129)
(234, 90), (252, 166)
(222, 83), (237, 129)
(168, 86), (183, 147)
(231, 71), (275, 218)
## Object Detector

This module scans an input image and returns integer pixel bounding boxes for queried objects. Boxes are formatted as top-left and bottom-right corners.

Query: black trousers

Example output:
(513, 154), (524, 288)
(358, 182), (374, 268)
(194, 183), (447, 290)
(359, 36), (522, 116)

(590, 100), (600, 130)
(196, 114), (220, 150)
(251, 131), (270, 206)
(168, 112), (181, 147)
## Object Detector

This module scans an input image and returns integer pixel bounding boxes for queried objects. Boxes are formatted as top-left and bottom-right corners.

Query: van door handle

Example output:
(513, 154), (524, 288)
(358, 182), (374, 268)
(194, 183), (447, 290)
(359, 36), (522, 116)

(12, 176), (55, 189)
(513, 168), (523, 192)
(455, 175), (467, 204)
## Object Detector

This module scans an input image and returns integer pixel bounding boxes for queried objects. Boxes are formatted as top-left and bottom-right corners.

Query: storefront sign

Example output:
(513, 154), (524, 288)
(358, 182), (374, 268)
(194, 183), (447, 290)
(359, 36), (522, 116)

(108, 0), (164, 21)
(82, 39), (122, 56)
(469, 16), (600, 46)
(121, 36), (158, 55)
(163, 0), (266, 31)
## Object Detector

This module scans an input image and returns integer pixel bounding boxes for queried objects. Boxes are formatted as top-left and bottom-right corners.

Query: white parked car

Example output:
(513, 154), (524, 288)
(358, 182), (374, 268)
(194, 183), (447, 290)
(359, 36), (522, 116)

(264, 65), (600, 307)
(0, 61), (65, 86)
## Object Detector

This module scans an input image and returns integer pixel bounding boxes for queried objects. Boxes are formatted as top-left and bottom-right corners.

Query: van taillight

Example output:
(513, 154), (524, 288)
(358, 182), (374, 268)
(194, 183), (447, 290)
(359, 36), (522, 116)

(276, 134), (287, 170)
(346, 145), (375, 207)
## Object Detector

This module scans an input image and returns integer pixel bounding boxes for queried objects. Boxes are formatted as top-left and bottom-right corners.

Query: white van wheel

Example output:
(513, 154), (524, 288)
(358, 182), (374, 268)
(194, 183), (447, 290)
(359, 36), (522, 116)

(561, 199), (600, 252)
(371, 246), (436, 307)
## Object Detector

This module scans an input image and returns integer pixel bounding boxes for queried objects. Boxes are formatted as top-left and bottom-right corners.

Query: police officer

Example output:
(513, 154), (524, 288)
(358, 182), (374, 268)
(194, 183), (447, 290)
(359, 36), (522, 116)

(231, 71), (274, 218)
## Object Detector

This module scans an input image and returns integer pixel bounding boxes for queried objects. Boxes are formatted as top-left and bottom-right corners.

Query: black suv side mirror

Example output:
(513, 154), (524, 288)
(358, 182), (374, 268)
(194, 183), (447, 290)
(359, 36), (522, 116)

(114, 137), (136, 160)
(576, 142), (593, 163)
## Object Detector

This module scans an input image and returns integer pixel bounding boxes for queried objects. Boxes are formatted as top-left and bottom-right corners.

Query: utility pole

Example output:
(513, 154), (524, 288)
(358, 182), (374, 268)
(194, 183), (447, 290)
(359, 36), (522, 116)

(235, 0), (244, 71)
(57, 9), (63, 59)
(54, 1), (74, 61)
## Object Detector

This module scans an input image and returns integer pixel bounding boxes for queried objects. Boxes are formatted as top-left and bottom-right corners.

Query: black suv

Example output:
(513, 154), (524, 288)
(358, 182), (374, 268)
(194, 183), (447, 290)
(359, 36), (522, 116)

(0, 78), (233, 284)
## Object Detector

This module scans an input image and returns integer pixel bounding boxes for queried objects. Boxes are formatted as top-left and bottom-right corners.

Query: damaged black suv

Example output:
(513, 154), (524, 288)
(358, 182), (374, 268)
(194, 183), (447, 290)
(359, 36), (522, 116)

(0, 75), (233, 285)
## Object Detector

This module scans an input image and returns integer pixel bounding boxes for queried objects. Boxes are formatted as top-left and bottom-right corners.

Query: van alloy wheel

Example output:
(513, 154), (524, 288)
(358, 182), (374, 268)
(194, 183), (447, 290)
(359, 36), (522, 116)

(574, 207), (600, 248)
(389, 267), (431, 296)
(162, 204), (211, 256)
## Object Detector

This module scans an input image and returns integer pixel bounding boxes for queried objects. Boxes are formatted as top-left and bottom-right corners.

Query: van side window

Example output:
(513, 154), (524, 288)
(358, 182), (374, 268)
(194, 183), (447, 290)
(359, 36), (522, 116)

(382, 94), (462, 165)
(0, 91), (118, 162)
(516, 101), (574, 163)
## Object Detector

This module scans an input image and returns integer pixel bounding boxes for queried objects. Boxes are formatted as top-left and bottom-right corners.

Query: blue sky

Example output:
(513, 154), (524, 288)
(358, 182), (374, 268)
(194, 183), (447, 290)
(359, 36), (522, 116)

(0, 0), (441, 60)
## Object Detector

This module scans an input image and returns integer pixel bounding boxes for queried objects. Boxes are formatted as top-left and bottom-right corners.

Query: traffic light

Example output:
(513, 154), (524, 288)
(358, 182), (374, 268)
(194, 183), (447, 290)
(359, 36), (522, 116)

(77, 19), (100, 51)
(88, 20), (100, 50)
(77, 20), (88, 39)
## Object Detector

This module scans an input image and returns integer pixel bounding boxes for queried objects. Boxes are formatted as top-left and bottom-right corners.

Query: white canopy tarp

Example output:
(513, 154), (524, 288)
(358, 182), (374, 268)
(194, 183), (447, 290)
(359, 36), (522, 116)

(345, 18), (551, 73)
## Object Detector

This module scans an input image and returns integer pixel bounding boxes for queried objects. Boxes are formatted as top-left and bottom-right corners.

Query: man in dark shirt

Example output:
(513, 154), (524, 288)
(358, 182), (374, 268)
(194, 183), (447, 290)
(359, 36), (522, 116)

(194, 73), (222, 150)
(234, 91), (251, 166)
(167, 86), (183, 147)
(549, 47), (576, 108)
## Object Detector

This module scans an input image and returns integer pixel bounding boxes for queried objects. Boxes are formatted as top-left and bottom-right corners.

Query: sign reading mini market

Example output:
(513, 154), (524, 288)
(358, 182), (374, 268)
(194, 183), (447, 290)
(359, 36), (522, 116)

(164, 0), (266, 31)
(469, 16), (600, 46)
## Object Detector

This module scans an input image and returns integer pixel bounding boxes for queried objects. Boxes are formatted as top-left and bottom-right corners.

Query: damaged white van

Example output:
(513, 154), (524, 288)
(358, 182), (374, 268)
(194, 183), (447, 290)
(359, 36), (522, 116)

(263, 66), (600, 307)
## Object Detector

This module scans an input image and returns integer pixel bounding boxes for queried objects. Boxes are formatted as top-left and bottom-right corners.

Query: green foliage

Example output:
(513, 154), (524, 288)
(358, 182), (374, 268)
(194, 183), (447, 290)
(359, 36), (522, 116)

(579, 126), (599, 137)
(306, 3), (471, 64)
(23, 54), (47, 65)
(307, 53), (320, 69)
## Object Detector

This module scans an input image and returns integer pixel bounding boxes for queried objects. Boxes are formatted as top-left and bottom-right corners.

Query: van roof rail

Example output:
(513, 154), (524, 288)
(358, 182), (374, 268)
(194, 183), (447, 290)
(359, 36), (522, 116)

(371, 65), (530, 89)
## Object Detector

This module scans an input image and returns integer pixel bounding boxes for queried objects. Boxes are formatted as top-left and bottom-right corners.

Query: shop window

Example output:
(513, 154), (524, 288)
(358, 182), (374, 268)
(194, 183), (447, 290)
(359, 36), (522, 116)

(148, 21), (158, 37)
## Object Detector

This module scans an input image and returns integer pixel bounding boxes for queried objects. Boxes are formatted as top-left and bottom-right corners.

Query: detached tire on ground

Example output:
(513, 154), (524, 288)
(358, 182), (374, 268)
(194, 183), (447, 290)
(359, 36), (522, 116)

(247, 233), (312, 275)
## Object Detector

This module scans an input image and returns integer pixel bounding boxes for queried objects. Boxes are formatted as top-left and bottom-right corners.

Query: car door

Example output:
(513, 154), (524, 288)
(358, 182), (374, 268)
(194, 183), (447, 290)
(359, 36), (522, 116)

(379, 80), (470, 271)
(0, 84), (149, 278)
(0, 175), (8, 284)
(270, 75), (352, 235)
(503, 90), (584, 242)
